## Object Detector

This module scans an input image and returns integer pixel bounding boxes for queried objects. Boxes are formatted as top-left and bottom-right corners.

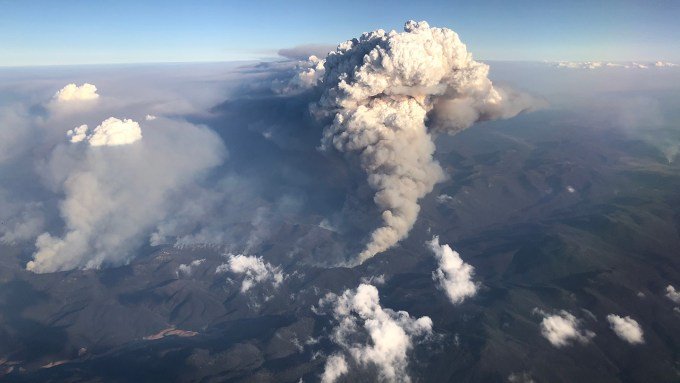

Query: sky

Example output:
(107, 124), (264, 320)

(1, 0), (679, 66)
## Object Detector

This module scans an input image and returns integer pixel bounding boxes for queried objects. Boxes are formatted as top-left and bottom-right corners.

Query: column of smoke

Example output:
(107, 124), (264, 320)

(308, 21), (536, 265)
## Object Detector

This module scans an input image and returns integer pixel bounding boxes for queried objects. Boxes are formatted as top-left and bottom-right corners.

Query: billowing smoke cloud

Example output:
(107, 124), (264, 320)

(0, 105), (34, 165)
(533, 308), (595, 347)
(427, 236), (478, 304)
(317, 283), (433, 382)
(68, 117), (142, 146)
(0, 196), (44, 244)
(53, 83), (100, 102)
(216, 254), (285, 292)
(27, 116), (225, 273)
(271, 55), (326, 95)
(310, 20), (537, 264)
(0, 68), (257, 272)
(606, 314), (644, 344)
(666, 285), (680, 304)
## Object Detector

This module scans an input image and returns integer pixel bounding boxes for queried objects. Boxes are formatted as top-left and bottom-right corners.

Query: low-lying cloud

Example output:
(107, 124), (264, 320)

(606, 314), (644, 344)
(533, 309), (595, 347)
(317, 283), (432, 382)
(508, 372), (535, 383)
(551, 61), (679, 70)
(216, 254), (285, 292)
(427, 235), (478, 304)
(177, 258), (206, 277)
(321, 354), (349, 383)
(666, 285), (680, 304)
(53, 83), (100, 102)
(68, 117), (142, 146)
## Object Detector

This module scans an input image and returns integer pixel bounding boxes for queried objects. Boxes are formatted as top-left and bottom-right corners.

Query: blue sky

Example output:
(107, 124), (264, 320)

(1, 0), (679, 66)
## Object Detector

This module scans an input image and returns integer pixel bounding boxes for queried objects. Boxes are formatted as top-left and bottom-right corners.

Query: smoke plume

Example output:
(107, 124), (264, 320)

(27, 116), (225, 273)
(311, 20), (536, 264)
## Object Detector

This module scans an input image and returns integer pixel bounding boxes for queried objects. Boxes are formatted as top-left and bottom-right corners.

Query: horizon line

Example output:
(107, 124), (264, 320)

(1, 58), (677, 70)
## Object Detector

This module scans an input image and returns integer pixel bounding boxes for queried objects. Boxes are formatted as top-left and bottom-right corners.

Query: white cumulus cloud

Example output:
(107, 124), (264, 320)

(68, 117), (142, 147)
(66, 124), (89, 143)
(317, 283), (432, 382)
(508, 372), (535, 383)
(666, 285), (680, 304)
(53, 83), (99, 102)
(555, 61), (605, 69)
(177, 258), (206, 277)
(321, 354), (349, 383)
(534, 309), (595, 347)
(427, 236), (478, 304)
(435, 194), (454, 204)
(606, 314), (644, 344)
(654, 61), (679, 67)
(217, 254), (285, 292)
(552, 61), (657, 70)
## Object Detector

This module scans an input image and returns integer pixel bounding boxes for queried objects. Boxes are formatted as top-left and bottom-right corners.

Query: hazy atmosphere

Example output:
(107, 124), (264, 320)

(1, 1), (679, 382)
